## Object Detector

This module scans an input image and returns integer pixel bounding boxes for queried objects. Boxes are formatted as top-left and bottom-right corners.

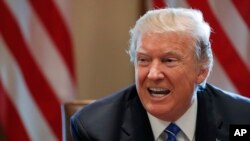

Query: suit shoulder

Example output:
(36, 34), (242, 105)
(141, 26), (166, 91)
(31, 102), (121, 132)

(71, 84), (137, 124)
(203, 84), (250, 105)
(198, 84), (250, 118)
(70, 84), (137, 140)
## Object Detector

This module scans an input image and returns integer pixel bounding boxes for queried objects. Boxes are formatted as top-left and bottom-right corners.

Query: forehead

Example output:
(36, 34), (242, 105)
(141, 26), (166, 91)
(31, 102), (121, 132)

(137, 32), (196, 53)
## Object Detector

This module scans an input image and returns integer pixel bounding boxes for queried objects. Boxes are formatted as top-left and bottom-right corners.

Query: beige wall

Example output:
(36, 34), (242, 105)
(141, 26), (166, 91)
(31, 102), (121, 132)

(70, 1), (144, 100)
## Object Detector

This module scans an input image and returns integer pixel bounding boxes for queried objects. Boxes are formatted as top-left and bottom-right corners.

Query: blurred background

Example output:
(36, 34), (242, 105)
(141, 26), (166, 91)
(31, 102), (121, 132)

(0, 0), (249, 141)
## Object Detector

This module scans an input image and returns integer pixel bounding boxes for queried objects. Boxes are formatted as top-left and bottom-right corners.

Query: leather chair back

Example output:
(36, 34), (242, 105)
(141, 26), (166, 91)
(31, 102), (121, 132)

(61, 100), (94, 141)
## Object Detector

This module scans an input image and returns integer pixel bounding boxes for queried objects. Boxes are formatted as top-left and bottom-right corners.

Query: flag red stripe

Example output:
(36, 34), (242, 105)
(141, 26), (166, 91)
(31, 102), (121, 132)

(188, 0), (250, 97)
(232, 0), (250, 29)
(29, 0), (75, 81)
(0, 1), (62, 140)
(153, 0), (167, 9)
(0, 80), (31, 141)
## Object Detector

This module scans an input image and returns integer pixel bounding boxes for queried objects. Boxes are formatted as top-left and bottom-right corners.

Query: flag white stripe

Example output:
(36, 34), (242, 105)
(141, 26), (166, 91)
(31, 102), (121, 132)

(0, 37), (57, 141)
(166, 0), (189, 8)
(208, 0), (250, 64)
(208, 57), (238, 93)
(5, 0), (75, 102)
(54, 0), (72, 31)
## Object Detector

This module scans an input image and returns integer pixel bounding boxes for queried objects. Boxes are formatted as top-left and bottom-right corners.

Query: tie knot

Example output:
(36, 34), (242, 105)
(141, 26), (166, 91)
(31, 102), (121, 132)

(164, 123), (180, 141)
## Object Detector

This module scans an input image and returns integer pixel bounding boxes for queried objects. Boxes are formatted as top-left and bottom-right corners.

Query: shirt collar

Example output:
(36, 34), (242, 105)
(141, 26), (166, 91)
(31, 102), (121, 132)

(147, 94), (197, 141)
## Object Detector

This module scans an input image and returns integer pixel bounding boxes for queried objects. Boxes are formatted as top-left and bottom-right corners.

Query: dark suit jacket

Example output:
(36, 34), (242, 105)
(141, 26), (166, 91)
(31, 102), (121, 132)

(70, 83), (250, 141)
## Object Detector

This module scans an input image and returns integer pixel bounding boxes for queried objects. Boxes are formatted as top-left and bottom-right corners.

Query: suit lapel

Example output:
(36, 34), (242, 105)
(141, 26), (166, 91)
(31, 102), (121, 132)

(196, 88), (227, 141)
(120, 95), (154, 141)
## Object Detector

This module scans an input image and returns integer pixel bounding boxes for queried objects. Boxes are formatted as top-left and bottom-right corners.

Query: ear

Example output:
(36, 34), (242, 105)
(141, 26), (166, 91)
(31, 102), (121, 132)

(196, 66), (209, 84)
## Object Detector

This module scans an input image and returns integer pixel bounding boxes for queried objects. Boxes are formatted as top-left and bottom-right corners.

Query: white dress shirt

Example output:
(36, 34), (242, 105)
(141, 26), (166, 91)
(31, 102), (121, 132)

(147, 94), (198, 141)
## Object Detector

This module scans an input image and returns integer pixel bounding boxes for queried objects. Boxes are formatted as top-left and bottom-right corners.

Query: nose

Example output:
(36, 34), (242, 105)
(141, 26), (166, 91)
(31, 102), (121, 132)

(147, 64), (164, 80)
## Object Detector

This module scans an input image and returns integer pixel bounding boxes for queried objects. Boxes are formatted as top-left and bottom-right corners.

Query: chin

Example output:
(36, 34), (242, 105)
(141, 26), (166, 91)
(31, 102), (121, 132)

(146, 103), (174, 119)
(146, 104), (169, 116)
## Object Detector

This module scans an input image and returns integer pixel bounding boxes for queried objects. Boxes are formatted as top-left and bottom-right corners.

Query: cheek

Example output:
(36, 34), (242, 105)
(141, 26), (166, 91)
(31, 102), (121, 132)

(164, 68), (185, 83)
(135, 67), (148, 84)
(171, 68), (197, 99)
(172, 65), (198, 82)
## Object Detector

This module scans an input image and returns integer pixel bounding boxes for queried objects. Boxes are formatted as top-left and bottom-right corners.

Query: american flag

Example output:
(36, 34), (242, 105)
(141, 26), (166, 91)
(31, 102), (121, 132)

(0, 0), (75, 141)
(152, 0), (250, 98)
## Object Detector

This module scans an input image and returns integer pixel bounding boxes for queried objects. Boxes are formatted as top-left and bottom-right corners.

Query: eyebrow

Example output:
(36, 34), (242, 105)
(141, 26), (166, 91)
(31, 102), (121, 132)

(136, 50), (182, 57)
(162, 51), (182, 57)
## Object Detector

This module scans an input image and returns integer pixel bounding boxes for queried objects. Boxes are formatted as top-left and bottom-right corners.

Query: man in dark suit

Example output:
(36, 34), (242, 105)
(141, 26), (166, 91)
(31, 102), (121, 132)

(70, 8), (250, 141)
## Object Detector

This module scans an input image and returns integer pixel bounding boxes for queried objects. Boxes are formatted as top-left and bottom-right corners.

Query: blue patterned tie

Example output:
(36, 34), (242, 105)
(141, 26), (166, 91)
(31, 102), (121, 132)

(164, 123), (181, 141)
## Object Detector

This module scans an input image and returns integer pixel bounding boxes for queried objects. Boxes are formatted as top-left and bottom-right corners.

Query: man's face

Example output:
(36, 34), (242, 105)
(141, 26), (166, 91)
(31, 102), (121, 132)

(134, 32), (208, 121)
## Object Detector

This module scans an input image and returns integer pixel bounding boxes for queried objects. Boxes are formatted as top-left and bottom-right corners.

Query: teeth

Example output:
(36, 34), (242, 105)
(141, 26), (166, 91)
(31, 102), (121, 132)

(151, 93), (166, 97)
(150, 88), (167, 92)
(148, 87), (170, 95)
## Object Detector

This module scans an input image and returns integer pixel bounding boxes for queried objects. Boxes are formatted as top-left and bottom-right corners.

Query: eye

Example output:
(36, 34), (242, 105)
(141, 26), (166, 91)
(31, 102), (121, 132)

(162, 58), (177, 63)
(137, 56), (150, 66)
(162, 57), (179, 66)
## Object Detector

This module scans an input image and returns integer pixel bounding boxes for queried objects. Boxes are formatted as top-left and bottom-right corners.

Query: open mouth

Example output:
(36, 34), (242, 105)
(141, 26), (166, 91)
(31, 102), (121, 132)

(147, 87), (171, 97)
